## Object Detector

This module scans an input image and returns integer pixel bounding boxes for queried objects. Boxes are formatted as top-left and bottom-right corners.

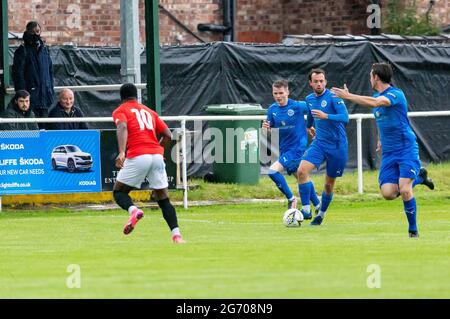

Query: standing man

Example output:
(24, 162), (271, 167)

(297, 69), (349, 225)
(262, 79), (320, 211)
(331, 63), (434, 238)
(0, 90), (39, 131)
(47, 89), (89, 130)
(112, 83), (186, 243)
(12, 21), (54, 128)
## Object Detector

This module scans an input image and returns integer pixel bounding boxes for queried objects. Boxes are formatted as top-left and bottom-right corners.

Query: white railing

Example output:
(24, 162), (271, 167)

(5, 84), (148, 94)
(1, 110), (449, 209)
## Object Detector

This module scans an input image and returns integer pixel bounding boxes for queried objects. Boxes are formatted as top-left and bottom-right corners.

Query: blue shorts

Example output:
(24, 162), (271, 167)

(379, 150), (420, 186)
(279, 149), (304, 175)
(302, 140), (348, 178)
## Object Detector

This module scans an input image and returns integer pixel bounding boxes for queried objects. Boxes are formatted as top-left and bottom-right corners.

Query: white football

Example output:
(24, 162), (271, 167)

(283, 208), (304, 227)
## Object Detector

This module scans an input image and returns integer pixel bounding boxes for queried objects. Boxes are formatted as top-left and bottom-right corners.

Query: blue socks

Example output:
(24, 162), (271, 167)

(317, 192), (333, 217)
(403, 198), (418, 232)
(299, 181), (322, 212)
(269, 170), (293, 200)
(310, 182), (320, 207)
(298, 182), (312, 212)
(320, 192), (333, 212)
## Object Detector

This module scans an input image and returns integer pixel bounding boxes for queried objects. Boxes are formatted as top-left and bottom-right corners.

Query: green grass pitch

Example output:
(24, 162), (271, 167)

(0, 194), (449, 298)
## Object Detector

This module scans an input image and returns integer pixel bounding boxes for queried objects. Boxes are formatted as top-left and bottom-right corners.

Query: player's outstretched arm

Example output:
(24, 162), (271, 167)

(331, 84), (390, 108)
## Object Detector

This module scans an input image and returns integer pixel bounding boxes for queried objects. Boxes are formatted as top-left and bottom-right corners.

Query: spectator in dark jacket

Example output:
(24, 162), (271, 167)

(0, 90), (39, 131)
(12, 21), (55, 128)
(47, 88), (89, 130)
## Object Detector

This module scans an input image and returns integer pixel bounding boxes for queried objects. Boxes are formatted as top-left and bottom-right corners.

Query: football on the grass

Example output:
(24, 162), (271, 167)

(283, 208), (303, 227)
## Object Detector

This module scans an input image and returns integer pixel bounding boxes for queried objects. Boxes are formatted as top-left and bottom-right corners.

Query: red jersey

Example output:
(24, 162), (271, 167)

(112, 100), (168, 158)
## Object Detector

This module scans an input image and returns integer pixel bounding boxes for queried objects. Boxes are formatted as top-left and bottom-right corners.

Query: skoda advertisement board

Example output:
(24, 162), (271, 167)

(0, 130), (101, 195)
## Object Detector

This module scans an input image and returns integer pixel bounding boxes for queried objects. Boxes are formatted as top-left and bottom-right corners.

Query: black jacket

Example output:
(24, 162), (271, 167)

(0, 100), (39, 131)
(47, 102), (89, 130)
(12, 32), (55, 110)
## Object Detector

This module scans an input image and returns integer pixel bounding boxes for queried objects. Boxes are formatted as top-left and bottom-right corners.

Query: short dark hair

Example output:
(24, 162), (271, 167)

(371, 63), (393, 84)
(25, 21), (41, 32)
(308, 68), (326, 81)
(272, 79), (289, 89)
(120, 83), (138, 101)
(14, 90), (30, 101)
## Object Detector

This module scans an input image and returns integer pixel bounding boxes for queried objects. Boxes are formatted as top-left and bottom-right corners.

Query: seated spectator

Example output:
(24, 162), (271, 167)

(47, 88), (89, 130)
(0, 90), (39, 130)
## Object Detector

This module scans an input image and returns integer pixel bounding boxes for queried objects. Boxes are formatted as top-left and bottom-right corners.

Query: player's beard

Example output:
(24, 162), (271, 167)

(314, 87), (324, 95)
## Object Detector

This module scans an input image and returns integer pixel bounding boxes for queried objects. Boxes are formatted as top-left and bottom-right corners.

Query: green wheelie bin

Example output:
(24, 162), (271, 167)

(204, 104), (267, 185)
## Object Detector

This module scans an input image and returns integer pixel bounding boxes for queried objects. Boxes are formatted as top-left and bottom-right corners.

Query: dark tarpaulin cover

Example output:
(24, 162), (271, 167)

(8, 41), (450, 177)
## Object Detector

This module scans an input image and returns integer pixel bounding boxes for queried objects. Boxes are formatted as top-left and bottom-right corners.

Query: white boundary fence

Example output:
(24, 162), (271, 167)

(1, 110), (450, 209)
(5, 84), (147, 94)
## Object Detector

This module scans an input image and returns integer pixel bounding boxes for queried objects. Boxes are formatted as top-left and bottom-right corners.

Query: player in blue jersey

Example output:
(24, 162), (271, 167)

(331, 63), (434, 238)
(297, 69), (349, 225)
(262, 79), (320, 210)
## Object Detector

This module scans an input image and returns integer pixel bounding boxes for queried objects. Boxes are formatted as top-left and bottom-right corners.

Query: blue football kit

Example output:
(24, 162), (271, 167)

(297, 88), (349, 223)
(303, 89), (349, 178)
(373, 86), (421, 186)
(267, 98), (312, 174)
(266, 97), (320, 209)
(374, 86), (425, 235)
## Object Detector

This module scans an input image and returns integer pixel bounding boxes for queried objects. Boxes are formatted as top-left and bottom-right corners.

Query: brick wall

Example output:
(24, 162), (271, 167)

(8, 0), (223, 46)
(7, 0), (449, 47)
(236, 0), (284, 43)
(9, 0), (125, 46)
(279, 0), (368, 36)
(235, 0), (376, 41)
(159, 0), (223, 45)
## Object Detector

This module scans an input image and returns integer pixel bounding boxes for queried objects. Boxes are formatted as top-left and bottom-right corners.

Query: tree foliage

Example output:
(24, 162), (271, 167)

(383, 0), (441, 35)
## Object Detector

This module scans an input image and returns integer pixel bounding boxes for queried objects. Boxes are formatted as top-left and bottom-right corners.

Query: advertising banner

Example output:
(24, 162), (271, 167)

(0, 130), (101, 195)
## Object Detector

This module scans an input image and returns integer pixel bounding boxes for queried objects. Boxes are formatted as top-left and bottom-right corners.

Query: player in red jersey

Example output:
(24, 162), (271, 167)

(112, 83), (186, 243)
